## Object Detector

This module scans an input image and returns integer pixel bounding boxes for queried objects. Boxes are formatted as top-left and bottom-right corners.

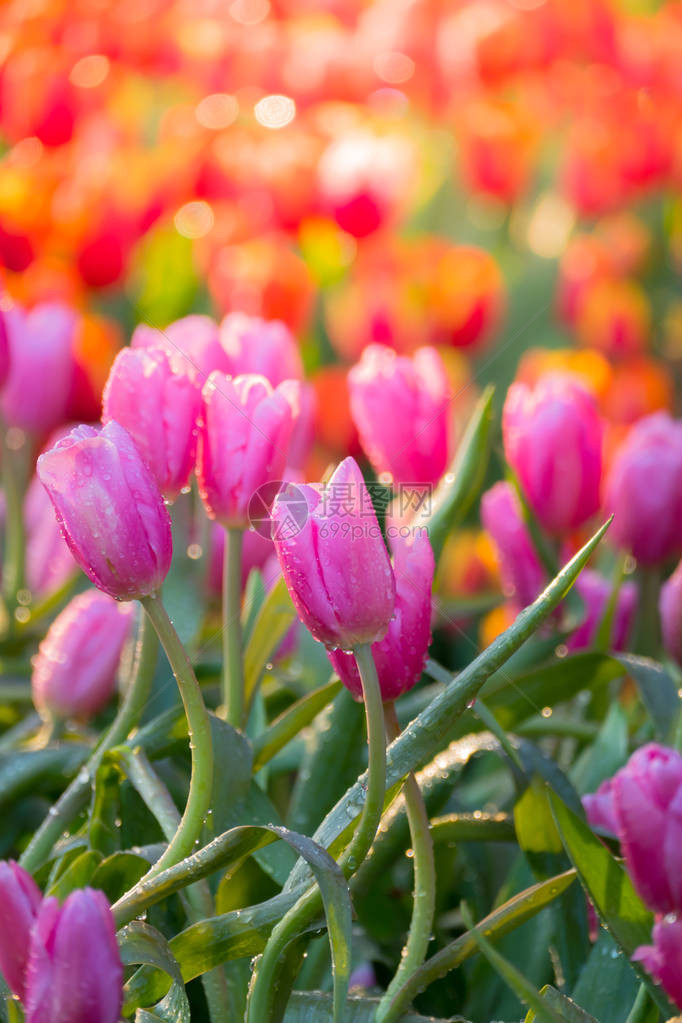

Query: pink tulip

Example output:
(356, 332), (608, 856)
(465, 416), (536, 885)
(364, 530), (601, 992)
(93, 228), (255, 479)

(0, 307), (10, 388)
(605, 413), (682, 565)
(25, 475), (77, 597)
(219, 313), (303, 386)
(31, 589), (134, 721)
(612, 743), (682, 915)
(582, 777), (619, 836)
(37, 421), (172, 600)
(0, 860), (42, 1001)
(502, 373), (603, 534)
(196, 373), (297, 529)
(24, 888), (123, 1023)
(328, 530), (434, 700)
(348, 344), (450, 487)
(480, 481), (546, 609)
(272, 457), (396, 650)
(633, 918), (682, 1010)
(102, 346), (202, 499)
(1, 303), (76, 436)
(660, 561), (682, 667)
(131, 314), (229, 379)
(567, 570), (637, 652)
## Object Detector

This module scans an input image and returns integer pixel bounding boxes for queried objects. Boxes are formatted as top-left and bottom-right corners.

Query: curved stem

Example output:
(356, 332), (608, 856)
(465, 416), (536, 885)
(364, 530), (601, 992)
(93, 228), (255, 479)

(222, 526), (244, 728)
(20, 611), (158, 872)
(2, 426), (27, 617)
(375, 702), (436, 1023)
(140, 595), (213, 878)
(246, 641), (386, 1023)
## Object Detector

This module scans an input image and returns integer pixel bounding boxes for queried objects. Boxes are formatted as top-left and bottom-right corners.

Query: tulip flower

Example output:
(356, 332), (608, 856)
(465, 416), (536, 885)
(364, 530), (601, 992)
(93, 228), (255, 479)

(328, 530), (434, 700)
(567, 570), (637, 652)
(272, 456), (396, 650)
(219, 313), (303, 386)
(24, 475), (77, 598)
(480, 482), (545, 609)
(37, 421), (172, 600)
(0, 860), (42, 1001)
(633, 918), (682, 1010)
(348, 344), (450, 488)
(502, 373), (603, 534)
(102, 346), (202, 499)
(0, 308), (9, 389)
(582, 777), (619, 836)
(660, 561), (682, 667)
(131, 314), (229, 379)
(196, 373), (297, 529)
(604, 413), (682, 565)
(612, 743), (682, 915)
(24, 888), (123, 1023)
(1, 303), (76, 436)
(31, 590), (134, 721)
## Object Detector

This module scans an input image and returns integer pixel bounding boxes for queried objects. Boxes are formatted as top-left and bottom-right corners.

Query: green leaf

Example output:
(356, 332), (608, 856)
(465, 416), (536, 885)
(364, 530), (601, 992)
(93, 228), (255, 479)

(46, 849), (103, 899)
(119, 921), (190, 1022)
(244, 577), (297, 704)
(570, 702), (628, 796)
(514, 779), (563, 854)
(420, 386), (495, 563)
(89, 752), (123, 857)
(616, 653), (681, 744)
(242, 568), (267, 645)
(571, 930), (641, 1023)
(252, 679), (342, 772)
(0, 745), (89, 812)
(90, 851), (153, 904)
(526, 986), (598, 1023)
(206, 715), (253, 839)
(282, 991), (468, 1022)
(430, 812), (515, 844)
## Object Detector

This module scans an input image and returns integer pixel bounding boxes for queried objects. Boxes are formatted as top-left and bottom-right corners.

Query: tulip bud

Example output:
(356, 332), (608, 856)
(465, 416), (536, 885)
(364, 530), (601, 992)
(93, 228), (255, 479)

(604, 413), (682, 565)
(31, 590), (134, 721)
(1, 303), (76, 436)
(567, 570), (637, 652)
(272, 457), (395, 650)
(612, 743), (682, 915)
(633, 918), (682, 1010)
(131, 314), (229, 378)
(660, 561), (682, 667)
(24, 888), (123, 1023)
(328, 530), (434, 700)
(502, 373), (603, 534)
(219, 313), (303, 386)
(582, 777), (619, 836)
(196, 372), (297, 529)
(37, 420), (172, 600)
(480, 482), (545, 609)
(0, 860), (42, 1001)
(348, 344), (450, 488)
(102, 346), (202, 500)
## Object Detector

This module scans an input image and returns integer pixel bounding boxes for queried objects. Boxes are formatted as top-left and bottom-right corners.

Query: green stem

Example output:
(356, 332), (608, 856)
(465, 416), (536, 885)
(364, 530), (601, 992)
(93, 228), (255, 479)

(222, 527), (244, 728)
(140, 595), (213, 878)
(20, 611), (158, 872)
(246, 642), (386, 1023)
(2, 426), (27, 615)
(634, 566), (661, 658)
(375, 703), (436, 1023)
(624, 983), (652, 1023)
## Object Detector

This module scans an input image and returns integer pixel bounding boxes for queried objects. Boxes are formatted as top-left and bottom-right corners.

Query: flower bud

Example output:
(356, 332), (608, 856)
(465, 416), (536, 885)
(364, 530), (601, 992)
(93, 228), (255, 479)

(25, 474), (77, 598)
(37, 421), (172, 600)
(272, 457), (395, 650)
(0, 307), (10, 389)
(196, 373), (297, 529)
(102, 346), (202, 500)
(0, 860), (42, 1001)
(31, 590), (134, 721)
(582, 777), (619, 836)
(24, 888), (123, 1023)
(633, 918), (682, 1010)
(604, 413), (682, 565)
(502, 373), (603, 534)
(612, 743), (682, 915)
(219, 313), (303, 386)
(349, 344), (450, 487)
(481, 482), (545, 609)
(567, 570), (637, 652)
(131, 314), (229, 378)
(660, 561), (682, 668)
(328, 530), (434, 700)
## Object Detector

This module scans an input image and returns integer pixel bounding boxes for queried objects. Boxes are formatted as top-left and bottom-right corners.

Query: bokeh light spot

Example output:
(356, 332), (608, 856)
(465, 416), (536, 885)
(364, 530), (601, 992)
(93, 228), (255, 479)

(254, 94), (296, 130)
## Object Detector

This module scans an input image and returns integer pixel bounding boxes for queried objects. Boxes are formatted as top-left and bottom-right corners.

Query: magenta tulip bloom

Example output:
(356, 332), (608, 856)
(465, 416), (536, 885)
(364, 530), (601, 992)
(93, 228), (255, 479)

(582, 777), (619, 836)
(132, 314), (229, 379)
(348, 344), (450, 487)
(328, 530), (434, 700)
(25, 475), (77, 597)
(605, 413), (682, 565)
(24, 888), (123, 1023)
(502, 373), (603, 534)
(32, 590), (134, 721)
(220, 313), (303, 386)
(0, 307), (9, 388)
(567, 570), (637, 652)
(634, 918), (682, 1010)
(660, 561), (682, 667)
(103, 346), (202, 499)
(612, 743), (682, 915)
(481, 482), (546, 609)
(196, 372), (297, 529)
(272, 457), (396, 650)
(1, 303), (76, 436)
(37, 421), (172, 600)
(0, 860), (42, 1001)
